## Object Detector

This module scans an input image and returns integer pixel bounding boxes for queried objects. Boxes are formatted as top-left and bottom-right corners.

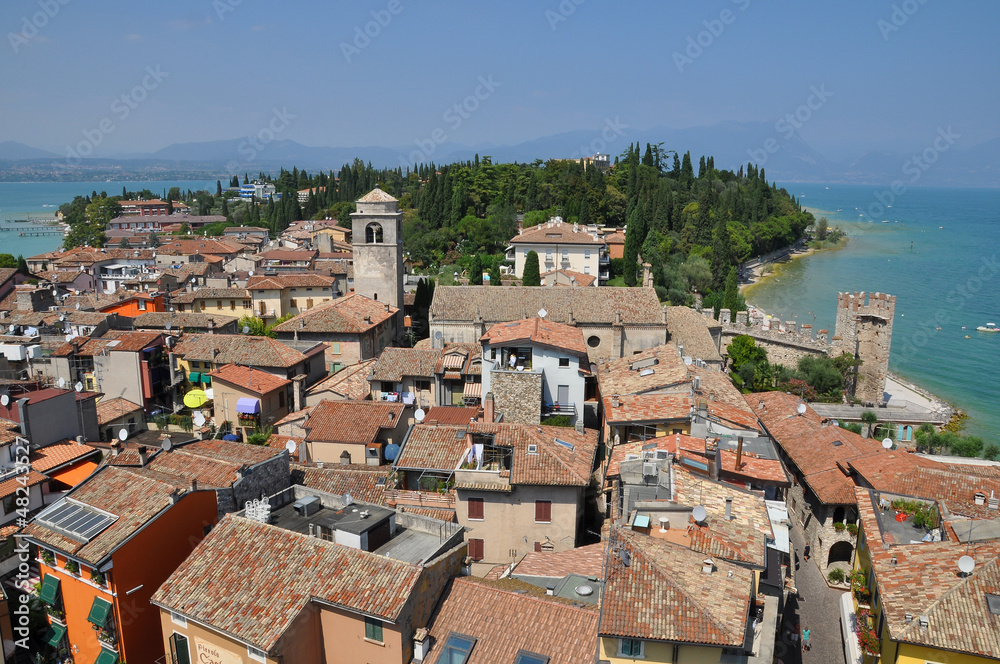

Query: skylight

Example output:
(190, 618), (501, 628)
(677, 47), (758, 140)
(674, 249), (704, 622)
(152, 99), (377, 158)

(36, 498), (118, 543)
(554, 438), (575, 451)
(514, 651), (550, 664)
(987, 593), (1000, 616)
(831, 440), (843, 447)
(441, 633), (477, 664)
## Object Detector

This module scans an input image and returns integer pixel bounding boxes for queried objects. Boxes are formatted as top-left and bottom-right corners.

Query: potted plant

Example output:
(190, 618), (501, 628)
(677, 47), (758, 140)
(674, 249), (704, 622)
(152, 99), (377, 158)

(97, 627), (115, 644)
(46, 605), (65, 621)
(90, 570), (106, 586)
(847, 523), (859, 536)
(64, 560), (79, 575)
(834, 521), (846, 532)
(40, 549), (55, 565)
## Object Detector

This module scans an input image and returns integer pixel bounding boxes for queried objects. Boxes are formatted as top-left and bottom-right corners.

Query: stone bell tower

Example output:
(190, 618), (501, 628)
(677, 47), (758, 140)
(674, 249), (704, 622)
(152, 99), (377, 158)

(351, 187), (405, 315)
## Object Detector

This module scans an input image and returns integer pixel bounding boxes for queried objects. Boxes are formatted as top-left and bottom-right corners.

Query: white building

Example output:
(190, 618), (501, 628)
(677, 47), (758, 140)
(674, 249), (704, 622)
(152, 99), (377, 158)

(508, 218), (606, 282)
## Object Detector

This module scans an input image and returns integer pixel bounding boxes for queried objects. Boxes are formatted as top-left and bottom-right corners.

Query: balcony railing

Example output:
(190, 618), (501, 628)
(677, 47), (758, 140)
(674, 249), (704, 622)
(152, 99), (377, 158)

(385, 489), (456, 509)
(543, 402), (576, 416)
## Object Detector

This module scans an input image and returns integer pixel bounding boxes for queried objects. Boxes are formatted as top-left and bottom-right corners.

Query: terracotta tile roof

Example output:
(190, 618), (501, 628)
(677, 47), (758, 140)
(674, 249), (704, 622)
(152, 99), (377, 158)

(604, 394), (693, 425)
(21, 465), (189, 564)
(155, 239), (243, 256)
(272, 293), (396, 334)
(600, 528), (753, 646)
(266, 434), (303, 460)
(307, 359), (374, 400)
(0, 470), (46, 499)
(718, 449), (789, 485)
(290, 463), (388, 504)
(665, 306), (723, 363)
(397, 423), (597, 487)
(143, 439), (284, 488)
(303, 400), (404, 445)
(424, 406), (480, 425)
(482, 317), (587, 355)
(0, 418), (21, 445)
(706, 400), (761, 431)
(370, 347), (441, 382)
(848, 453), (998, 520)
(95, 397), (144, 426)
(357, 187), (398, 203)
(510, 222), (604, 246)
(170, 287), (250, 304)
(0, 268), (18, 285)
(670, 466), (773, 567)
(513, 542), (605, 578)
(29, 442), (99, 473)
(750, 392), (883, 505)
(597, 344), (689, 396)
(396, 506), (456, 521)
(855, 487), (1000, 657)
(133, 312), (233, 330)
(429, 286), (666, 326)
(246, 273), (335, 290)
(258, 248), (318, 262)
(604, 230), (626, 245)
(540, 269), (597, 287)
(173, 333), (308, 368)
(151, 515), (424, 651)
(424, 576), (599, 664)
(209, 364), (291, 395)
(436, 343), (483, 375)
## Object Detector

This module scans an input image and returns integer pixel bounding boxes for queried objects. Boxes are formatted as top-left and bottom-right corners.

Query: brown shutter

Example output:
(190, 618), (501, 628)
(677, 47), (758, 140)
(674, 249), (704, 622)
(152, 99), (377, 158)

(535, 500), (551, 523)
(534, 541), (542, 552)
(469, 538), (484, 560)
(468, 497), (484, 520)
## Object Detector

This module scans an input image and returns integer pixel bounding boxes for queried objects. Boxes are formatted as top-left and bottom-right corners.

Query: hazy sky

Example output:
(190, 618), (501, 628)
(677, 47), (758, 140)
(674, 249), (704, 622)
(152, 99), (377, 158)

(3, 0), (998, 159)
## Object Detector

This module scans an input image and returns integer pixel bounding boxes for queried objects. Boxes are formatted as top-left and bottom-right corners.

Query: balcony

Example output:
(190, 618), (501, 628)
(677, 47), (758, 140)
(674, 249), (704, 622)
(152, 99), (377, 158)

(385, 488), (456, 509)
(542, 402), (576, 417)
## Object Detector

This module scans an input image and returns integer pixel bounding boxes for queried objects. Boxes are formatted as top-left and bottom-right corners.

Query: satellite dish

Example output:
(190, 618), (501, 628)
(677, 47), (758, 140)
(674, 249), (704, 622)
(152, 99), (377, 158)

(59, 314), (65, 322)
(618, 549), (631, 567)
(434, 331), (443, 340)
(193, 412), (206, 427)
(57, 377), (66, 388)
(882, 438), (893, 449)
(285, 439), (297, 454)
(75, 303), (81, 310)
(165, 322), (172, 331)
(162, 437), (172, 451)
(692, 505), (708, 523)
(0, 394), (8, 407)
(797, 403), (807, 415)
(118, 428), (128, 442)
(242, 326), (251, 335)
(7, 325), (13, 333)
(204, 388), (214, 401)
(74, 382), (84, 393)
(831, 420), (839, 428)
(537, 307), (547, 318)
(414, 408), (426, 422)
(343, 492), (353, 506)
(248, 270), (254, 276)
(958, 555), (976, 574)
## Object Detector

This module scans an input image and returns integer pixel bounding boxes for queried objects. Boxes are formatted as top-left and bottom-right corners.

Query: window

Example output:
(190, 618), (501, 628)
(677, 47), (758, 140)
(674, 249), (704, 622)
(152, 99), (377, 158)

(587, 335), (601, 348)
(515, 650), (550, 664)
(230, 301), (236, 310)
(247, 646), (267, 662)
(330, 342), (342, 354)
(366, 223), (384, 243)
(618, 639), (643, 657)
(558, 357), (570, 367)
(244, 300), (252, 309)
(468, 498), (484, 521)
(441, 632), (477, 664)
(468, 538), (484, 561)
(278, 391), (285, 408)
(364, 617), (383, 643)
(545, 249), (553, 260)
(290, 298), (298, 308)
(170, 611), (187, 627)
(584, 265), (591, 275)
(415, 379), (431, 391)
(138, 299), (146, 311)
(216, 300), (222, 310)
(2, 495), (15, 515)
(169, 633), (191, 664)
(306, 298), (314, 309)
(584, 249), (591, 259)
(535, 500), (551, 523)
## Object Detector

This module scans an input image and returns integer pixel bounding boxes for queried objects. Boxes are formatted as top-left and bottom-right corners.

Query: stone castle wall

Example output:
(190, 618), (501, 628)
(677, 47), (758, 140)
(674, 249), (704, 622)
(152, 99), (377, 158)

(831, 292), (895, 405)
(490, 371), (542, 425)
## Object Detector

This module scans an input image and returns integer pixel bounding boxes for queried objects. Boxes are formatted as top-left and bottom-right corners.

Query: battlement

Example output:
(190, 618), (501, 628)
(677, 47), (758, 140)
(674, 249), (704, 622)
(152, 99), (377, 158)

(837, 291), (896, 317)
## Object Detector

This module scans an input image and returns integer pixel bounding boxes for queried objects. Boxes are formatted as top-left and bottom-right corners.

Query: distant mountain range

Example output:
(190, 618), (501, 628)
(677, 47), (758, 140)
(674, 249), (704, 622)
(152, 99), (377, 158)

(1, 124), (998, 187)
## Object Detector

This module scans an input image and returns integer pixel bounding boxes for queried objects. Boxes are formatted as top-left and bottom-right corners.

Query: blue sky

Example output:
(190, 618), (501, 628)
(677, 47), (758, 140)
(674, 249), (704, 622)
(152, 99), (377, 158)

(3, 0), (998, 159)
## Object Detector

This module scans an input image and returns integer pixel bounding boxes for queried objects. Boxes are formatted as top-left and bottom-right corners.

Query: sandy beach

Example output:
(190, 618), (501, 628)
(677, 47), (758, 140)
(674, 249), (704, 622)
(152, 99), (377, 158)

(740, 244), (820, 294)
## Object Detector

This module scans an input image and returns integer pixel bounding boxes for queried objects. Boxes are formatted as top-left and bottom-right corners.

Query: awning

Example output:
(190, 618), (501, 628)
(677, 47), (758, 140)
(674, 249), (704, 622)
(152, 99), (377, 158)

(236, 397), (261, 415)
(44, 623), (66, 647)
(87, 596), (112, 626)
(463, 382), (482, 398)
(188, 371), (202, 384)
(94, 649), (118, 664)
(49, 461), (99, 488)
(201, 375), (211, 386)
(443, 371), (462, 380)
(39, 573), (60, 604)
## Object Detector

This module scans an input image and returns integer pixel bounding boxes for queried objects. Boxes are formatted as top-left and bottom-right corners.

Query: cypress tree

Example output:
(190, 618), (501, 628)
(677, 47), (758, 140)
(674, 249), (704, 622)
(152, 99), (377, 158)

(468, 255), (483, 285)
(722, 266), (739, 314)
(522, 251), (541, 286)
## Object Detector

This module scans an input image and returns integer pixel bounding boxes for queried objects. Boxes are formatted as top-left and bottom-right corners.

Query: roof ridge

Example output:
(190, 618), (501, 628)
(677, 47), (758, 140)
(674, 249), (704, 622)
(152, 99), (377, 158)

(455, 576), (599, 614)
(534, 430), (590, 485)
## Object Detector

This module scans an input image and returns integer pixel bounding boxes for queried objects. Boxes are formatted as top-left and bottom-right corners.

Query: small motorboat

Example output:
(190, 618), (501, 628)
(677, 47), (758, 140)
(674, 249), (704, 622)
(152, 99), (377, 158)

(977, 322), (1000, 333)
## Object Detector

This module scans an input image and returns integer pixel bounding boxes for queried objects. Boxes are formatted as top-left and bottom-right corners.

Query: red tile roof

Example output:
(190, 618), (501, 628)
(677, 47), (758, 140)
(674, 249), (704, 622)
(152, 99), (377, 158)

(151, 515), (424, 651)
(29, 442), (99, 473)
(246, 274), (334, 290)
(272, 293), (396, 334)
(303, 400), (404, 445)
(142, 439), (285, 488)
(0, 470), (46, 499)
(370, 347), (442, 382)
(424, 406), (481, 425)
(482, 317), (587, 355)
(289, 463), (388, 505)
(307, 359), (374, 401)
(209, 364), (291, 394)
(597, 344), (689, 396)
(510, 221), (604, 246)
(513, 542), (605, 579)
(95, 397), (144, 426)
(173, 333), (311, 368)
(424, 577), (599, 664)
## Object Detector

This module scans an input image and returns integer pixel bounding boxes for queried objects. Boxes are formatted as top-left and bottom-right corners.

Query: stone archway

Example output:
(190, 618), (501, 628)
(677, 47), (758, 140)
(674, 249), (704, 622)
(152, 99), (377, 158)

(828, 540), (854, 566)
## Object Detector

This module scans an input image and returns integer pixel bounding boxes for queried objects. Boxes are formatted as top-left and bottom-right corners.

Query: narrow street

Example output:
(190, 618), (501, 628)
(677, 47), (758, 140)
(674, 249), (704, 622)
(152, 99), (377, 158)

(777, 525), (849, 664)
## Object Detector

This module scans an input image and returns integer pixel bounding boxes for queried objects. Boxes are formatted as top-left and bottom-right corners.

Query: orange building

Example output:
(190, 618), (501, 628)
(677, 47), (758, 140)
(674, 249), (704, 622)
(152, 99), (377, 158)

(98, 292), (167, 317)
(22, 465), (218, 663)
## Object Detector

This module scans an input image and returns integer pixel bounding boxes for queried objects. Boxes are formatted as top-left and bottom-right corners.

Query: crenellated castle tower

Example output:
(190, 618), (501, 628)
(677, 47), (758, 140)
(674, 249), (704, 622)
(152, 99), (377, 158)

(832, 291), (895, 405)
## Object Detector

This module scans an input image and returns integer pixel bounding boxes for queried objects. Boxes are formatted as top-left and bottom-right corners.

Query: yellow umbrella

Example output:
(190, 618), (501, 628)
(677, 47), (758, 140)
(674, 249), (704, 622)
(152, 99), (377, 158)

(183, 389), (208, 408)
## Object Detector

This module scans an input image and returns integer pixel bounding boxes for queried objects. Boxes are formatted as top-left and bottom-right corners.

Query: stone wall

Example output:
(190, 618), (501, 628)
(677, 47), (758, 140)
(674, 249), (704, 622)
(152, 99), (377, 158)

(222, 453), (291, 519)
(490, 371), (542, 425)
(832, 292), (895, 405)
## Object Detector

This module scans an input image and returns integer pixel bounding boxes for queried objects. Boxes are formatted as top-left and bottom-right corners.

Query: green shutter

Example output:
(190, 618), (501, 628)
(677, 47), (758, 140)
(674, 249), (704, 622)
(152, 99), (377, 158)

(87, 596), (112, 626)
(365, 617), (383, 642)
(44, 623), (66, 646)
(94, 649), (118, 664)
(188, 372), (202, 384)
(39, 573), (60, 605)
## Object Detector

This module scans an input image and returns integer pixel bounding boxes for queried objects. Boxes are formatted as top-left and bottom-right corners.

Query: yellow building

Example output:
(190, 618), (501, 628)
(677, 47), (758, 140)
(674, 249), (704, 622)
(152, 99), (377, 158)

(171, 287), (252, 318)
(247, 273), (336, 320)
(852, 487), (1000, 664)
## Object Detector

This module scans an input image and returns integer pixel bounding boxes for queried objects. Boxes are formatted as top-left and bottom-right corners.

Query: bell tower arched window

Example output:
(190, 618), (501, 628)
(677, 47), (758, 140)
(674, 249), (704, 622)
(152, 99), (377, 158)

(366, 223), (383, 244)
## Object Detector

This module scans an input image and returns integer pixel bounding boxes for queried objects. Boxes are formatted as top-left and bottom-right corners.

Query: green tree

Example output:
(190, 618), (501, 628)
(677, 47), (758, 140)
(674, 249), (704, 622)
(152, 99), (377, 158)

(237, 315), (271, 337)
(468, 255), (483, 285)
(0, 254), (17, 269)
(16, 255), (28, 275)
(489, 262), (503, 285)
(118, 237), (130, 249)
(860, 411), (879, 438)
(982, 442), (1000, 461)
(722, 266), (739, 314)
(816, 216), (829, 241)
(522, 251), (541, 286)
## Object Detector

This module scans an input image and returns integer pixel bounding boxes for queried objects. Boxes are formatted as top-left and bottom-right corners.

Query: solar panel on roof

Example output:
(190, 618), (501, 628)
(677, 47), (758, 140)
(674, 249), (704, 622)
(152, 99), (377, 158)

(36, 498), (118, 543)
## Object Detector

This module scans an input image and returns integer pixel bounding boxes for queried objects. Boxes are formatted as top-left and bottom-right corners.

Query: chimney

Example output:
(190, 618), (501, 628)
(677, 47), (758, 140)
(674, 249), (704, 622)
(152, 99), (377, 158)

(190, 479), (198, 492)
(75, 435), (85, 445)
(340, 450), (351, 465)
(735, 436), (744, 469)
(611, 394), (620, 409)
(702, 559), (714, 574)
(484, 392), (495, 423)
(138, 446), (148, 467)
(725, 496), (733, 521)
(413, 628), (430, 662)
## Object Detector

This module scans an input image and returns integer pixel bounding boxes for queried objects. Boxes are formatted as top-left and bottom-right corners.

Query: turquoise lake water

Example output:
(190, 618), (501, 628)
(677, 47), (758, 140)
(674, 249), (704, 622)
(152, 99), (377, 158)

(749, 183), (1000, 441)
